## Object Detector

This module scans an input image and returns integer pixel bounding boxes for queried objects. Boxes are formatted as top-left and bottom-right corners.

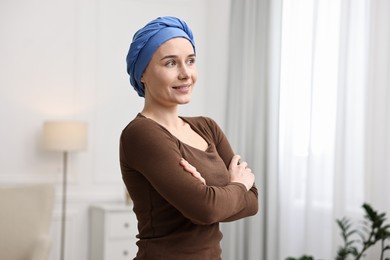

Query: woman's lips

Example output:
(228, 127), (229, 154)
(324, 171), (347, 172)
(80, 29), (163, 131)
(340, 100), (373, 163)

(173, 85), (191, 92)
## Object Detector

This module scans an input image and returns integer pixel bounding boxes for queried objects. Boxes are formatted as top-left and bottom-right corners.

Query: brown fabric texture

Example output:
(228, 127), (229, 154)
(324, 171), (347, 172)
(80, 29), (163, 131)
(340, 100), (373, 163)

(120, 114), (258, 259)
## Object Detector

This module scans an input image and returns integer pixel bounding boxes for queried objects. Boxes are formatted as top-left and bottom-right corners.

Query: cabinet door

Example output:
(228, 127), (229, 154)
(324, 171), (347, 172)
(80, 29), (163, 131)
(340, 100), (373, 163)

(105, 240), (136, 260)
(107, 212), (137, 238)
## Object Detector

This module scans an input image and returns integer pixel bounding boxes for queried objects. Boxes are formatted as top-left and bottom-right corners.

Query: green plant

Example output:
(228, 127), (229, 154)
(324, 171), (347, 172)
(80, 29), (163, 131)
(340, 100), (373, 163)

(286, 256), (314, 260)
(286, 203), (390, 260)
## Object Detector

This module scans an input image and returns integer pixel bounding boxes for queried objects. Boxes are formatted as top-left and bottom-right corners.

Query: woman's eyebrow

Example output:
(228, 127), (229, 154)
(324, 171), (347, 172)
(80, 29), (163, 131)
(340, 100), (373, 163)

(160, 55), (177, 61)
(160, 53), (195, 61)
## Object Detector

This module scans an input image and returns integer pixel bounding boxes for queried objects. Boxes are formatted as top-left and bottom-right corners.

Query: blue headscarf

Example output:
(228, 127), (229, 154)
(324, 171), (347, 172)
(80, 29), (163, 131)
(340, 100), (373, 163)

(126, 16), (196, 97)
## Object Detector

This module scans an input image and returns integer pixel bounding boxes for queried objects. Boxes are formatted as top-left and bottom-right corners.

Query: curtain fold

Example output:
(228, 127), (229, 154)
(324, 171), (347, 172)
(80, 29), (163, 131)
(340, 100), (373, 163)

(279, 0), (374, 258)
(222, 0), (282, 259)
(225, 0), (390, 259)
(364, 0), (390, 258)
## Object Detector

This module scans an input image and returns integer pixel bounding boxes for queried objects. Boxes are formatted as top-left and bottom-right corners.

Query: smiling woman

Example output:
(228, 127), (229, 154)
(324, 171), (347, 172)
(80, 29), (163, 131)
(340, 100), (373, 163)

(141, 37), (197, 108)
(119, 16), (259, 259)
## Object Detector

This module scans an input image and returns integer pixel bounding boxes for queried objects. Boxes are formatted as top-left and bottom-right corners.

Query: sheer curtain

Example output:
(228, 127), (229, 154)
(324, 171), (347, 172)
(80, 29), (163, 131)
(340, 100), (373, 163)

(225, 0), (390, 259)
(279, 0), (390, 258)
(364, 0), (390, 258)
(279, 0), (368, 258)
(222, 0), (281, 259)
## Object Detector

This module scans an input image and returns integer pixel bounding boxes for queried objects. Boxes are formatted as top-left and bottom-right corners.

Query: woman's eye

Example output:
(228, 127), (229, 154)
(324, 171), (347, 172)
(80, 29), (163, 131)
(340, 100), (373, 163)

(165, 60), (176, 67)
(187, 58), (196, 65)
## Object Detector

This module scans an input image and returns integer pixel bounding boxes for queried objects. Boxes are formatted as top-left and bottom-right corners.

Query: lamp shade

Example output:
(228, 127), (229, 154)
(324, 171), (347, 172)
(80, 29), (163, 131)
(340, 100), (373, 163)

(43, 121), (88, 152)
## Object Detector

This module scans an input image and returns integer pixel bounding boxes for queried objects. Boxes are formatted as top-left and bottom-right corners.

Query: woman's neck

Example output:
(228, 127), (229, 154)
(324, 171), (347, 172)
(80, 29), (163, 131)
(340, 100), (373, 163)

(141, 106), (183, 131)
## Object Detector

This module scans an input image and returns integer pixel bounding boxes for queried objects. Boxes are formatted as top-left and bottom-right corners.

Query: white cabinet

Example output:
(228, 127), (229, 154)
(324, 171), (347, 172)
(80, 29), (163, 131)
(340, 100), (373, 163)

(90, 203), (138, 260)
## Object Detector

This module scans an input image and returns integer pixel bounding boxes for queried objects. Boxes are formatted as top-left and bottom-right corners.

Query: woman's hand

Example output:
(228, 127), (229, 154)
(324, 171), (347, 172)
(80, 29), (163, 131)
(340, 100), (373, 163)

(228, 155), (255, 191)
(180, 158), (206, 185)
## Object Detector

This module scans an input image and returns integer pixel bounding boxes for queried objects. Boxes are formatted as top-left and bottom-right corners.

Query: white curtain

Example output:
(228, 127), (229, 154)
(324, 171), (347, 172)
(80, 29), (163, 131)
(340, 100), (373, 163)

(222, 0), (282, 259)
(225, 0), (390, 259)
(279, 0), (368, 258)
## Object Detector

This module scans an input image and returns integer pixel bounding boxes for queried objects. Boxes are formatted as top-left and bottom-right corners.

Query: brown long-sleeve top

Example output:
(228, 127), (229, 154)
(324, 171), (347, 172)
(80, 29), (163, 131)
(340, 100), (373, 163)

(120, 114), (258, 259)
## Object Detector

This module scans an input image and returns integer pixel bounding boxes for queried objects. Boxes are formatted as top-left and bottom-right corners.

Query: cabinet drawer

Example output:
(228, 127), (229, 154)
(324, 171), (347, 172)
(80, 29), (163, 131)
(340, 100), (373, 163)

(107, 212), (137, 238)
(105, 240), (137, 260)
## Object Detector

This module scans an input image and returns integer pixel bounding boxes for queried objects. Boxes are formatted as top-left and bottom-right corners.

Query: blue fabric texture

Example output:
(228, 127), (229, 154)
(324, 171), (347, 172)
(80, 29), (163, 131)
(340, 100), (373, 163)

(126, 16), (196, 97)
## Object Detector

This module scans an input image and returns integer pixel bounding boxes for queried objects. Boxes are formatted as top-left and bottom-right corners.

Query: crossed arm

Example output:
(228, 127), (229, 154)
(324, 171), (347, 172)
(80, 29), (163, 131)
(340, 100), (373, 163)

(180, 154), (255, 191)
(121, 117), (258, 224)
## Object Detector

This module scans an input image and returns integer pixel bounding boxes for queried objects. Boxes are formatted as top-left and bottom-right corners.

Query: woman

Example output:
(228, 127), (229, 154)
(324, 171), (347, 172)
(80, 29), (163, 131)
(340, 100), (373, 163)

(120, 16), (258, 259)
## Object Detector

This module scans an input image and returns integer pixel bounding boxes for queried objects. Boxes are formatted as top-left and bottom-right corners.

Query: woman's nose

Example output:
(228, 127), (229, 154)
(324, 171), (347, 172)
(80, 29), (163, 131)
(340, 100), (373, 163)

(178, 64), (190, 80)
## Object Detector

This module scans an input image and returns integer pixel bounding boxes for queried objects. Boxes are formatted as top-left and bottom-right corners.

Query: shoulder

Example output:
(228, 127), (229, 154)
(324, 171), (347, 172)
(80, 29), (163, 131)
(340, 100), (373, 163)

(120, 115), (182, 170)
(122, 114), (166, 135)
(120, 114), (175, 146)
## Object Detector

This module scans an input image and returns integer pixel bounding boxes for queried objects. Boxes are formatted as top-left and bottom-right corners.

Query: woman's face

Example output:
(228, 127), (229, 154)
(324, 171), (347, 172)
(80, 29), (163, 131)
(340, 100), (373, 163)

(141, 37), (197, 107)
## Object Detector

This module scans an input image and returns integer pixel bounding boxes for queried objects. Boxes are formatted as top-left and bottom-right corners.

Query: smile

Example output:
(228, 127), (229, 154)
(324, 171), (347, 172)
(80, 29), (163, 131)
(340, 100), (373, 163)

(173, 85), (190, 90)
(173, 85), (191, 91)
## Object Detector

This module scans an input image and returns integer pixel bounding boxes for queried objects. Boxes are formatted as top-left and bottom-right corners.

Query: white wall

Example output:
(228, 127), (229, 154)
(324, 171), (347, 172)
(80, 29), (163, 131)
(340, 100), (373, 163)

(0, 0), (231, 259)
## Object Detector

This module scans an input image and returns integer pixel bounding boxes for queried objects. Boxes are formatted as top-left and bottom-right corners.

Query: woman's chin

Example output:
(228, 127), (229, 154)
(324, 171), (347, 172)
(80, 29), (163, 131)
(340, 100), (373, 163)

(179, 99), (191, 105)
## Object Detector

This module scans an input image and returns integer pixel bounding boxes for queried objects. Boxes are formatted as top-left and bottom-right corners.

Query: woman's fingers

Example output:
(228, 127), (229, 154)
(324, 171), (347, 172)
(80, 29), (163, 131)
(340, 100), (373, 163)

(228, 155), (255, 191)
(180, 158), (206, 185)
(229, 155), (241, 169)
